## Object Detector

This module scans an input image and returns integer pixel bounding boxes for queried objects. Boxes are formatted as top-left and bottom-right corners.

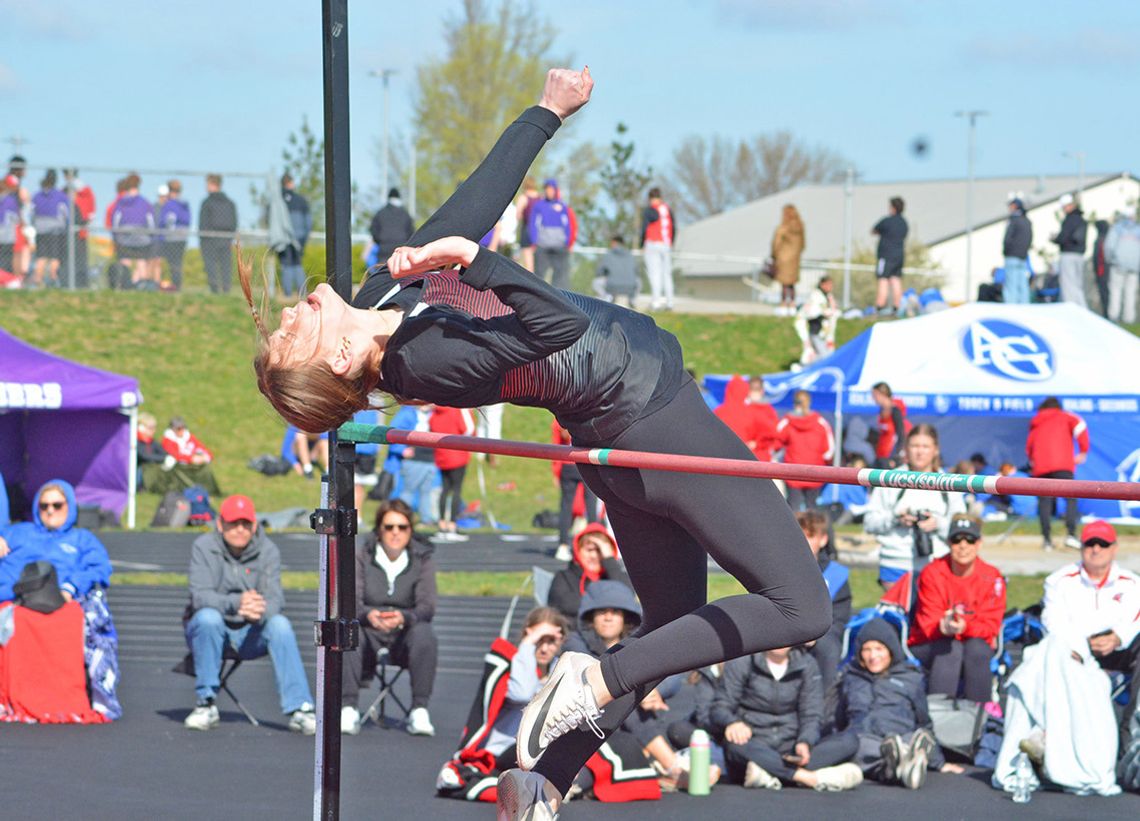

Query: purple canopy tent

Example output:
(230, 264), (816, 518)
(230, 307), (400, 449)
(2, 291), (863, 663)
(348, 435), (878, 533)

(0, 327), (141, 526)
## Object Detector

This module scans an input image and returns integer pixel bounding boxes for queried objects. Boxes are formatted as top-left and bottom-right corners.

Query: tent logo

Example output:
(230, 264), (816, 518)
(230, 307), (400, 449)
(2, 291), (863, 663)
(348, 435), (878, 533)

(1115, 448), (1140, 517)
(961, 320), (1054, 382)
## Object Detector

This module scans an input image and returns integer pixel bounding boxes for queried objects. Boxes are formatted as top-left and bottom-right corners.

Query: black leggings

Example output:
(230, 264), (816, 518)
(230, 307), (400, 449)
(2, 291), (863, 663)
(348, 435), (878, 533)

(910, 637), (993, 702)
(533, 379), (831, 793)
(438, 466), (466, 521)
(1036, 469), (1078, 542)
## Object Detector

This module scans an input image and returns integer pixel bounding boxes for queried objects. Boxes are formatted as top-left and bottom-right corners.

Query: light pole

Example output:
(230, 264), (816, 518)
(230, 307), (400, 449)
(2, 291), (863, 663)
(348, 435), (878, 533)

(1063, 150), (1086, 200)
(369, 68), (398, 201)
(842, 166), (854, 309)
(955, 110), (988, 303)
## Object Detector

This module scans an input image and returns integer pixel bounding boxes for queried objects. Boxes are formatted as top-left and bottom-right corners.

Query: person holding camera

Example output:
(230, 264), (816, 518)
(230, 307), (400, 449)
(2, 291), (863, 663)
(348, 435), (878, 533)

(864, 425), (966, 587)
(907, 515), (1005, 702)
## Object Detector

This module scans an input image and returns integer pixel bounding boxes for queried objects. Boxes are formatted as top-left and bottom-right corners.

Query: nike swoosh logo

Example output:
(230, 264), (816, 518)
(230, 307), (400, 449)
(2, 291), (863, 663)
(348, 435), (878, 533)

(527, 676), (562, 761)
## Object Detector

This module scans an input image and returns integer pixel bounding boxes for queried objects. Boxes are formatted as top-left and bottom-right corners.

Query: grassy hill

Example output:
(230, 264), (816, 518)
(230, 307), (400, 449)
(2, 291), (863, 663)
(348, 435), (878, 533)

(0, 289), (871, 529)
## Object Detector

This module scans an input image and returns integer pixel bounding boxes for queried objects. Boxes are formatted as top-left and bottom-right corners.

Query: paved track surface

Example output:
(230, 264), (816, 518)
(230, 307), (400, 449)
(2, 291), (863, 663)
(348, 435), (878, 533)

(5, 585), (1138, 820)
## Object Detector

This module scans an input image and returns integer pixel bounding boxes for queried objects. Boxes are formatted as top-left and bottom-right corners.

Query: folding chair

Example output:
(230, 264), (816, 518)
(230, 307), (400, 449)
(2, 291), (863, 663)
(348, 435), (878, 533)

(365, 647), (411, 728)
(173, 645), (260, 726)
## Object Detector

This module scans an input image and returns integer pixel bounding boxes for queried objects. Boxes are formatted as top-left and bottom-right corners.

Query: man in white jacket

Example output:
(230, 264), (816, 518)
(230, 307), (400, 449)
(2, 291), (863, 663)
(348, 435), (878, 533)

(1042, 520), (1140, 749)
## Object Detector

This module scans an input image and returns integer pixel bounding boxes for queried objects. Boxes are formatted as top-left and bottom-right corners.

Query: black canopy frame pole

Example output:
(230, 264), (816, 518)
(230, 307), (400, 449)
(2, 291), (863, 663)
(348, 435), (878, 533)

(313, 2), (359, 820)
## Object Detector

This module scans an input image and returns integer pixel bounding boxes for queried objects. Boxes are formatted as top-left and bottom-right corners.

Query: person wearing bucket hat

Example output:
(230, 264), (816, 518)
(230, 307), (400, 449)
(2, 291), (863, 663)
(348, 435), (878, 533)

(184, 494), (316, 734)
(908, 514), (1005, 702)
(1042, 519), (1140, 749)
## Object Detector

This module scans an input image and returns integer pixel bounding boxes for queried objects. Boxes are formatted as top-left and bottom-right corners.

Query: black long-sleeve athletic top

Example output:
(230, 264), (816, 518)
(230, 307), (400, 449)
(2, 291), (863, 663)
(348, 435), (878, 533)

(353, 106), (684, 444)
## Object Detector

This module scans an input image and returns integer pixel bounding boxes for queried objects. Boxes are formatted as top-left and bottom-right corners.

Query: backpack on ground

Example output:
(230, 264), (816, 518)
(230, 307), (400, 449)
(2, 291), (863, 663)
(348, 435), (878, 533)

(183, 485), (216, 526)
(151, 491), (191, 528)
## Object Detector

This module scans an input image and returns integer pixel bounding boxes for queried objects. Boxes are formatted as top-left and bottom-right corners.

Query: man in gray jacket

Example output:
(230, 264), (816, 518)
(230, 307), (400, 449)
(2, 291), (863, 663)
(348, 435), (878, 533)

(183, 494), (315, 733)
(1002, 197), (1033, 304)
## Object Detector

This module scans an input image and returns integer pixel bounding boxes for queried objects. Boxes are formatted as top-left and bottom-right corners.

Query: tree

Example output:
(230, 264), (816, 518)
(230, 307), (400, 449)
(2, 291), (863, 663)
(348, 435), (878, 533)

(667, 132), (852, 223)
(549, 141), (606, 245)
(411, 0), (563, 216)
(596, 122), (653, 246)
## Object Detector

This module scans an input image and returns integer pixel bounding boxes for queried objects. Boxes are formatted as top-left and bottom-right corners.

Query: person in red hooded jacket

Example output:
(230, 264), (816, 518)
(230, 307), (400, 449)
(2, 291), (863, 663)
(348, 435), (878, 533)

(747, 376), (782, 462)
(715, 375), (759, 451)
(430, 405), (476, 540)
(1026, 396), (1090, 551)
(547, 524), (631, 621)
(776, 390), (835, 511)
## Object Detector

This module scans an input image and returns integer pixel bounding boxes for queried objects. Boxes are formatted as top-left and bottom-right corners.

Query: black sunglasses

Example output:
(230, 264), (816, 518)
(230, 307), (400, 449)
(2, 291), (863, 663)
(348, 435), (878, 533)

(382, 522), (411, 532)
(1082, 538), (1113, 549)
(39, 501), (66, 511)
(950, 534), (979, 545)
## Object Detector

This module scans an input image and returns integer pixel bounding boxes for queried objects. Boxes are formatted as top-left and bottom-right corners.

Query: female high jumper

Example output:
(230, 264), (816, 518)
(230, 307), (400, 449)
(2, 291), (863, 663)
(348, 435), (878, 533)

(242, 67), (830, 820)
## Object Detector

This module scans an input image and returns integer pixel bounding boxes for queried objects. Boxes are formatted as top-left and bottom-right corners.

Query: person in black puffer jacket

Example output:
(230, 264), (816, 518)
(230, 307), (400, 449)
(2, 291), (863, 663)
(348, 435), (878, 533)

(838, 617), (963, 789)
(711, 646), (862, 791)
(342, 499), (438, 737)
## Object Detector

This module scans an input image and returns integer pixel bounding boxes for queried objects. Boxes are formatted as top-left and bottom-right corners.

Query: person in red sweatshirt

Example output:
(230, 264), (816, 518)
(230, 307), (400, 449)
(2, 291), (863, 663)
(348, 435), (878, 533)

(907, 515), (1005, 702)
(429, 406), (475, 540)
(1026, 396), (1089, 551)
(715, 374), (759, 451)
(776, 390), (835, 511)
(747, 376), (782, 462)
(872, 382), (909, 468)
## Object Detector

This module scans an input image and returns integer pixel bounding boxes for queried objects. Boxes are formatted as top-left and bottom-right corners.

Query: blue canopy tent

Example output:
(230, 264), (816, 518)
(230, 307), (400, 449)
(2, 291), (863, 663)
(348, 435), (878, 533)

(707, 303), (1140, 520)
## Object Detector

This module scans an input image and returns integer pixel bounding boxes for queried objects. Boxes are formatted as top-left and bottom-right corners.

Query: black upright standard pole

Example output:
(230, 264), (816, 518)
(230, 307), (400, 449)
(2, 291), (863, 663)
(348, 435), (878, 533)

(314, 2), (358, 820)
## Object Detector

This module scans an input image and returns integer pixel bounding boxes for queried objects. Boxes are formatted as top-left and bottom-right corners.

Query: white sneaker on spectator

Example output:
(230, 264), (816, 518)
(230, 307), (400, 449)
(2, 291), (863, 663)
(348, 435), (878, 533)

(496, 769), (561, 820)
(553, 544), (573, 562)
(812, 762), (864, 792)
(184, 701), (219, 731)
(289, 705), (317, 735)
(880, 734), (905, 782)
(407, 707), (435, 737)
(743, 760), (782, 790)
(341, 706), (361, 735)
(900, 728), (935, 789)
(516, 651), (604, 770)
(1064, 535), (1082, 550)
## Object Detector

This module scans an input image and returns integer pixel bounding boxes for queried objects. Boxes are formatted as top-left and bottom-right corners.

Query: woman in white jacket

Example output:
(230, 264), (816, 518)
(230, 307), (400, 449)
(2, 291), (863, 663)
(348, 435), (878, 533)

(863, 424), (966, 587)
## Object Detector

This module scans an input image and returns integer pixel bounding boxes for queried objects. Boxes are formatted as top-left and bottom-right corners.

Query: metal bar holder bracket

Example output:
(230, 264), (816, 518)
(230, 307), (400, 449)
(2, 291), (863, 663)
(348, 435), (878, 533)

(309, 508), (358, 538)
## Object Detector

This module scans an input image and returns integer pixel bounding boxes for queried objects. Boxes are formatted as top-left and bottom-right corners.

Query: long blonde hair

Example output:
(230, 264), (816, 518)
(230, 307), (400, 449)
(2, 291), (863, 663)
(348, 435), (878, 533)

(238, 254), (381, 433)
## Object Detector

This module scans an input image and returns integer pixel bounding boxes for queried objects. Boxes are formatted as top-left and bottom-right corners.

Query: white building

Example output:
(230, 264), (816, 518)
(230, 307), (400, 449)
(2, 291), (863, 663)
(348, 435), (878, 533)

(674, 173), (1139, 303)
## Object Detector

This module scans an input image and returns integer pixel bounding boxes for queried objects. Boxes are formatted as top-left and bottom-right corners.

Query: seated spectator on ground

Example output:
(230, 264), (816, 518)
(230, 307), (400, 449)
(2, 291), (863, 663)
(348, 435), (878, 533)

(136, 412), (167, 489)
(341, 500), (438, 737)
(439, 606), (658, 805)
(183, 494), (315, 734)
(281, 424), (329, 480)
(837, 617), (963, 789)
(161, 416), (222, 496)
(864, 424), (965, 587)
(0, 479), (120, 719)
(547, 524), (630, 622)
(551, 420), (600, 562)
(907, 515), (1005, 703)
(776, 390), (835, 511)
(665, 663), (727, 771)
(710, 644), (862, 792)
(797, 510), (851, 701)
(591, 235), (639, 307)
(430, 405), (475, 540)
(991, 520), (1135, 797)
(565, 580), (704, 791)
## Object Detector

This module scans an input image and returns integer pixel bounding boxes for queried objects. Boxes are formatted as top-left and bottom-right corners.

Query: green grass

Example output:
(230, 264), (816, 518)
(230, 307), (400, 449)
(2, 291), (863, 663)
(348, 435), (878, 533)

(0, 288), (870, 531)
(111, 567), (1051, 610)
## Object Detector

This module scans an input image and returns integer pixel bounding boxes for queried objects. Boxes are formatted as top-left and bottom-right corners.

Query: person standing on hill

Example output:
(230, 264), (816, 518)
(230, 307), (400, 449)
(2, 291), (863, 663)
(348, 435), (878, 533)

(369, 187), (415, 266)
(199, 174), (238, 293)
(871, 197), (908, 315)
(158, 179), (191, 290)
(640, 187), (675, 311)
(1105, 210), (1140, 324)
(278, 173), (313, 297)
(1002, 196), (1033, 304)
(771, 204), (805, 316)
(1052, 193), (1088, 308)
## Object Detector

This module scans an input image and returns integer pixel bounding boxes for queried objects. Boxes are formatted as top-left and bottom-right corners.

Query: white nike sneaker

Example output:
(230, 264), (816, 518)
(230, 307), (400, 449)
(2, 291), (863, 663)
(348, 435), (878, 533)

(515, 651), (604, 770)
(406, 706), (435, 737)
(497, 769), (561, 821)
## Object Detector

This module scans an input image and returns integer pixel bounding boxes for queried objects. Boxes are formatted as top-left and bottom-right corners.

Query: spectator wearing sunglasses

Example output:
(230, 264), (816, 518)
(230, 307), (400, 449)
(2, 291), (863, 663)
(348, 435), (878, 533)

(907, 515), (1005, 702)
(340, 499), (439, 738)
(1042, 520), (1140, 750)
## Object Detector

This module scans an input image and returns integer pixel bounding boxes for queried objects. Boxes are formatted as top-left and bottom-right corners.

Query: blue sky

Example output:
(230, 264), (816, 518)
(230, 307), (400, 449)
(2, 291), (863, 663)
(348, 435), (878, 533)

(3, 0), (1138, 222)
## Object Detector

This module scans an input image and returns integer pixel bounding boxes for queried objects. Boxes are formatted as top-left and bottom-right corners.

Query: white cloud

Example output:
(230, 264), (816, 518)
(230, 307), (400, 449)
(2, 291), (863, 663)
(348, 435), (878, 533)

(966, 28), (1140, 68)
(0, 1), (92, 41)
(0, 62), (17, 92)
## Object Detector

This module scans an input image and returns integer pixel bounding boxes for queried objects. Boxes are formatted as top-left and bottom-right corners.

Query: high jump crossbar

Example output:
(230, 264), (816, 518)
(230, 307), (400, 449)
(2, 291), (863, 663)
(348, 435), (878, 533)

(338, 423), (1140, 503)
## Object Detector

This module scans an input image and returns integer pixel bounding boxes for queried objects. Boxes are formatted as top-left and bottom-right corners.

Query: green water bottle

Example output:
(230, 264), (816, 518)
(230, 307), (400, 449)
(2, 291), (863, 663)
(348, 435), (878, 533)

(687, 728), (711, 796)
